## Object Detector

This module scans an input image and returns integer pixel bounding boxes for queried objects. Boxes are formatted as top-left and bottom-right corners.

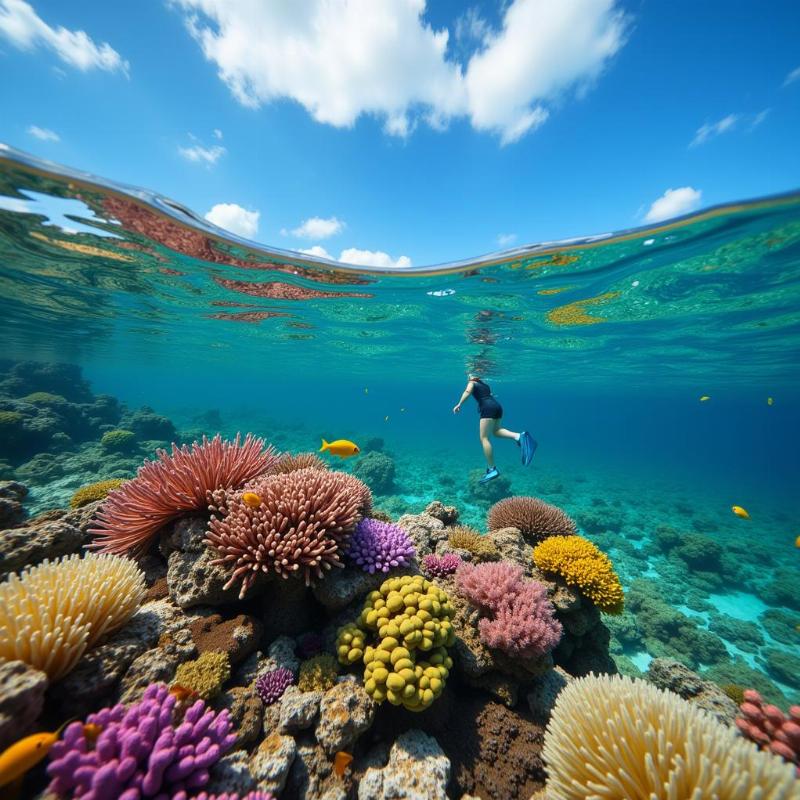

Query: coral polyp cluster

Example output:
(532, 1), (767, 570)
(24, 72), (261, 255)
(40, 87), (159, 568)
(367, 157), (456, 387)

(736, 689), (800, 774)
(205, 468), (371, 594)
(337, 575), (455, 711)
(532, 534), (624, 614)
(422, 552), (462, 579)
(487, 496), (577, 542)
(0, 553), (145, 681)
(345, 517), (416, 574)
(255, 667), (295, 706)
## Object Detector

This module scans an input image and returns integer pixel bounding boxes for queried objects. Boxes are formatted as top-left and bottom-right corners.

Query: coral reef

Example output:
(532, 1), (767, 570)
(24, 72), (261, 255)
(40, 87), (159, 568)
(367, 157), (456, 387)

(91, 434), (278, 556)
(206, 468), (370, 593)
(487, 496), (577, 542)
(271, 451), (327, 474)
(422, 552), (462, 579)
(532, 535), (624, 614)
(100, 428), (137, 451)
(69, 478), (127, 508)
(0, 553), (145, 680)
(345, 517), (416, 574)
(447, 526), (499, 561)
(456, 561), (563, 659)
(173, 651), (232, 700)
(256, 668), (295, 706)
(297, 654), (339, 693)
(352, 450), (396, 493)
(736, 689), (800, 774)
(543, 674), (799, 799)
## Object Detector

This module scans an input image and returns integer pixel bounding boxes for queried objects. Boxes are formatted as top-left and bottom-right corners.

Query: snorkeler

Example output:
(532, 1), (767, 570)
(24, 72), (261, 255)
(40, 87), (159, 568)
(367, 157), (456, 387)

(453, 373), (536, 483)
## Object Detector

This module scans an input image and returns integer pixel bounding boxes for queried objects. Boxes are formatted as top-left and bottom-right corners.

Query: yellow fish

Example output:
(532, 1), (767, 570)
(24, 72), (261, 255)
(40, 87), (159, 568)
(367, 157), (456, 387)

(333, 751), (353, 778)
(732, 506), (750, 519)
(241, 492), (262, 509)
(0, 720), (72, 788)
(795, 535), (800, 548)
(699, 396), (711, 402)
(320, 439), (360, 458)
(767, 397), (774, 405)
(82, 723), (103, 743)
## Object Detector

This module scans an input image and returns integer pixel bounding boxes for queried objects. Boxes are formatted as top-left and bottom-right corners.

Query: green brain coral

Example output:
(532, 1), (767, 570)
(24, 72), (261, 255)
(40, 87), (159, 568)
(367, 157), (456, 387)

(70, 479), (127, 509)
(297, 654), (339, 692)
(336, 574), (455, 712)
(21, 392), (67, 405)
(100, 429), (136, 451)
(173, 651), (231, 700)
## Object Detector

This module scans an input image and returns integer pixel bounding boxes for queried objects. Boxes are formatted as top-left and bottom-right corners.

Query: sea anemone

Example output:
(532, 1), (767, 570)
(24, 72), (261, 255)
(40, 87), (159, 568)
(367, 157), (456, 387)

(90, 433), (279, 556)
(543, 674), (799, 799)
(205, 468), (371, 595)
(271, 451), (328, 474)
(345, 517), (416, 574)
(255, 667), (295, 706)
(447, 526), (499, 561)
(0, 553), (145, 681)
(487, 496), (577, 542)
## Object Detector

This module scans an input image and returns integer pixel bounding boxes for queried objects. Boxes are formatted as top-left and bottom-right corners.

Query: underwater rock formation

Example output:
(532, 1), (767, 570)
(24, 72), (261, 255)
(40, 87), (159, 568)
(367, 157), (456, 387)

(352, 450), (396, 493)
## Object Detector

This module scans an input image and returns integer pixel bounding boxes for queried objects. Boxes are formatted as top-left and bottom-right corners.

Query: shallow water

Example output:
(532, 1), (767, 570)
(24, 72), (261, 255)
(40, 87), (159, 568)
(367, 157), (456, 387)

(1, 145), (799, 706)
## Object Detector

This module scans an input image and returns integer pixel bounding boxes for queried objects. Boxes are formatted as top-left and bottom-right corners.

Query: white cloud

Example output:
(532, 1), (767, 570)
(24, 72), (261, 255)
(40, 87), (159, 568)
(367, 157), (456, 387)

(286, 216), (345, 239)
(339, 247), (411, 268)
(213, 128), (223, 139)
(0, 0), (128, 74)
(170, 0), (628, 145)
(299, 245), (333, 259)
(497, 233), (517, 247)
(750, 109), (769, 129)
(644, 187), (702, 224)
(27, 124), (59, 141)
(204, 203), (260, 238)
(783, 65), (800, 87)
(178, 138), (226, 166)
(690, 114), (739, 147)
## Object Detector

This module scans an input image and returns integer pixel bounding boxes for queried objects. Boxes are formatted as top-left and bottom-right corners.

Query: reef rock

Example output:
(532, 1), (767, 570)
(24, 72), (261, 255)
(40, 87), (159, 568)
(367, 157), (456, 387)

(206, 751), (257, 796)
(279, 686), (322, 733)
(312, 564), (385, 611)
(359, 730), (450, 800)
(0, 660), (48, 750)
(188, 612), (263, 666)
(214, 685), (263, 750)
(0, 480), (27, 529)
(526, 667), (573, 723)
(424, 500), (459, 526)
(250, 731), (297, 796)
(486, 527), (533, 569)
(316, 675), (377, 754)
(396, 511), (448, 558)
(285, 743), (347, 800)
(261, 635), (301, 676)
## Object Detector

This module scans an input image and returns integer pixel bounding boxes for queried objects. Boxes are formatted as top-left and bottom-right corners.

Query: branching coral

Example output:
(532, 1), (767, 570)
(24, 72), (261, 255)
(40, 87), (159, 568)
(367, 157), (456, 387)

(297, 654), (339, 692)
(422, 553), (462, 579)
(532, 535), (624, 614)
(271, 451), (328, 474)
(173, 651), (231, 700)
(447, 526), (499, 561)
(91, 434), (278, 556)
(345, 518), (415, 574)
(256, 668), (294, 705)
(487, 496), (577, 542)
(0, 553), (145, 681)
(456, 561), (562, 659)
(46, 683), (237, 798)
(736, 689), (800, 775)
(543, 674), (799, 799)
(205, 468), (371, 595)
(70, 478), (127, 508)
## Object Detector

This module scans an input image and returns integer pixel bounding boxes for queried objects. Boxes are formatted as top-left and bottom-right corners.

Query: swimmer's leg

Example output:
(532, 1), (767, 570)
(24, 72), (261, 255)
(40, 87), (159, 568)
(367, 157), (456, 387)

(493, 419), (520, 441)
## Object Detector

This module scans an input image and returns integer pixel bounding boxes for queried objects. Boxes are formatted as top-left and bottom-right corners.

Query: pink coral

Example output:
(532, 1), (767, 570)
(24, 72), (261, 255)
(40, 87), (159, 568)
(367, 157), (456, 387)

(456, 561), (562, 659)
(736, 689), (800, 775)
(422, 553), (462, 579)
(206, 468), (371, 595)
(91, 434), (278, 556)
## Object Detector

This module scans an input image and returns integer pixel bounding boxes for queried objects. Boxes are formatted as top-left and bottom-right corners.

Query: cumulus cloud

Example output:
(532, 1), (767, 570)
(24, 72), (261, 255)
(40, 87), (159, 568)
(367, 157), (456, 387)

(178, 134), (226, 166)
(285, 216), (344, 239)
(690, 110), (770, 146)
(0, 0), (128, 74)
(27, 124), (59, 141)
(783, 65), (800, 87)
(339, 247), (411, 268)
(204, 203), (260, 238)
(644, 187), (702, 224)
(170, 0), (628, 144)
(497, 233), (517, 247)
(299, 245), (333, 259)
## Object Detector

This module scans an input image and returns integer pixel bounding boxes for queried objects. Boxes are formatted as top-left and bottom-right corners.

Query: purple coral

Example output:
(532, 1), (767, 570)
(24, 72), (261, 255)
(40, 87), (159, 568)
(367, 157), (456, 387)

(456, 561), (562, 659)
(422, 552), (462, 578)
(345, 517), (416, 574)
(46, 683), (236, 799)
(256, 667), (294, 705)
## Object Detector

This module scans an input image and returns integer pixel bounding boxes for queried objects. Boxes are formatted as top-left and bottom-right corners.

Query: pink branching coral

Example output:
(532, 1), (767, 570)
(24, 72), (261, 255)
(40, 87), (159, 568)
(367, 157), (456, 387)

(91, 434), (278, 556)
(206, 468), (371, 594)
(422, 553), (462, 579)
(736, 689), (800, 775)
(456, 561), (562, 659)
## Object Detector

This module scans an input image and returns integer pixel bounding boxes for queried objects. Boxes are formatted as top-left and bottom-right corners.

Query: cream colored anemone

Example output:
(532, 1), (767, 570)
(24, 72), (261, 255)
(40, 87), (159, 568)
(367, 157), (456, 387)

(543, 673), (800, 800)
(0, 553), (145, 681)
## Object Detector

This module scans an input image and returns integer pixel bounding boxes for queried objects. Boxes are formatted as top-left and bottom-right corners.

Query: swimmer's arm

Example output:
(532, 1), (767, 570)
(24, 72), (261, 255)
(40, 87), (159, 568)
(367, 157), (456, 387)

(453, 382), (474, 413)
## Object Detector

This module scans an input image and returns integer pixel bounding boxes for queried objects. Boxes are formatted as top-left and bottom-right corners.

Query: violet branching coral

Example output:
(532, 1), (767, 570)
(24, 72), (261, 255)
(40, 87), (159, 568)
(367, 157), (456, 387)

(422, 553), (462, 579)
(456, 561), (562, 659)
(543, 674), (799, 799)
(487, 496), (577, 542)
(205, 468), (371, 595)
(345, 517), (416, 574)
(256, 667), (295, 706)
(46, 683), (237, 799)
(172, 651), (231, 700)
(91, 433), (279, 556)
(297, 654), (339, 692)
(336, 575), (455, 711)
(0, 553), (145, 681)
(532, 534), (624, 614)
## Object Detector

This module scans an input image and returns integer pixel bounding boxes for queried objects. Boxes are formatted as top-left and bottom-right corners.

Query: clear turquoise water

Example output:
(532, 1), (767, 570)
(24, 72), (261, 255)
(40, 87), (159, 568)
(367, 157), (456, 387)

(1, 145), (799, 704)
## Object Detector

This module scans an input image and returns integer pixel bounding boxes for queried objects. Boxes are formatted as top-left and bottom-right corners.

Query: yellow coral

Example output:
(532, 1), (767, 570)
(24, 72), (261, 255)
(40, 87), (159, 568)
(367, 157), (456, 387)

(173, 651), (231, 700)
(447, 527), (498, 561)
(70, 479), (127, 509)
(0, 553), (145, 681)
(297, 654), (338, 692)
(532, 535), (624, 614)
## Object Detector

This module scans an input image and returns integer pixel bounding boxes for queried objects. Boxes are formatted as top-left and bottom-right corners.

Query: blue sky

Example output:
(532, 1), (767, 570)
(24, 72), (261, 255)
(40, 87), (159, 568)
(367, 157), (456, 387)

(1, 0), (799, 268)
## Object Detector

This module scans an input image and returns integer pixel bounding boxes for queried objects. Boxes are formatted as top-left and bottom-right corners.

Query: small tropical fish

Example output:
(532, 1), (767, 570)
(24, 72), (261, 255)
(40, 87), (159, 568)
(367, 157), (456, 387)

(732, 506), (750, 519)
(169, 684), (199, 703)
(333, 751), (353, 777)
(320, 439), (360, 458)
(82, 723), (103, 743)
(0, 720), (72, 788)
(400, 407), (406, 412)
(384, 416), (390, 422)
(795, 535), (799, 548)
(241, 492), (262, 509)
(699, 396), (711, 402)
(767, 397), (774, 405)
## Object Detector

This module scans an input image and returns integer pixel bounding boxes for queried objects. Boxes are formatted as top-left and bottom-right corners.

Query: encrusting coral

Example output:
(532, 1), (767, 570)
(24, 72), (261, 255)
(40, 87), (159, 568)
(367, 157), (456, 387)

(336, 575), (455, 711)
(543, 673), (800, 799)
(271, 451), (328, 474)
(69, 478), (127, 508)
(91, 433), (278, 556)
(0, 553), (145, 681)
(205, 467), (371, 594)
(345, 517), (416, 574)
(297, 654), (339, 692)
(256, 667), (294, 705)
(447, 526), (499, 561)
(487, 496), (577, 542)
(172, 651), (231, 700)
(46, 682), (238, 798)
(532, 534), (624, 614)
(456, 561), (562, 659)
(736, 689), (800, 775)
